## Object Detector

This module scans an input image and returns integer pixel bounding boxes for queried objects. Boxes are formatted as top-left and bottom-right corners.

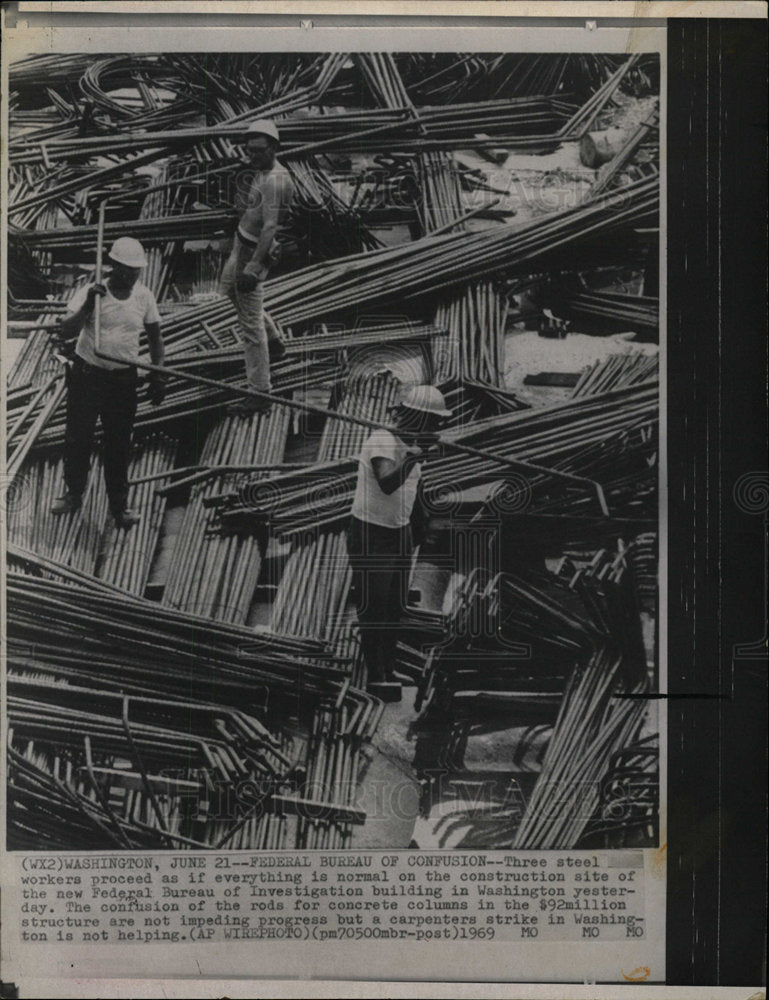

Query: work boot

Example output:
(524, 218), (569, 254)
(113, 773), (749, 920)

(268, 338), (287, 362)
(227, 396), (272, 417)
(51, 492), (82, 515)
(114, 508), (141, 529)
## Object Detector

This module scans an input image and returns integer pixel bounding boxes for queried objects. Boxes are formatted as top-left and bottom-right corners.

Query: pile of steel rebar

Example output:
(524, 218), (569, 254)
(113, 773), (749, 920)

(262, 175), (658, 325)
(7, 674), (297, 850)
(571, 350), (658, 397)
(6, 49), (660, 852)
(6, 563), (344, 701)
(161, 409), (291, 622)
(7, 433), (178, 593)
(512, 646), (648, 848)
(565, 289), (659, 334)
(398, 53), (657, 104)
(412, 543), (651, 847)
(6, 546), (386, 850)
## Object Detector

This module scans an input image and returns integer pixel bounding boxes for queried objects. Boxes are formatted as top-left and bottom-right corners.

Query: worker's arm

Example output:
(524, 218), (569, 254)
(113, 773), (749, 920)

(409, 478), (432, 547)
(145, 322), (164, 367)
(372, 450), (423, 496)
(144, 299), (167, 405)
(242, 218), (278, 280)
(237, 175), (292, 287)
(57, 284), (105, 342)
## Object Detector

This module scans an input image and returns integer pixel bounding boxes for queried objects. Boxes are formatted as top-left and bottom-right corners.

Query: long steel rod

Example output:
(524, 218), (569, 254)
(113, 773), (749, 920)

(96, 341), (609, 514)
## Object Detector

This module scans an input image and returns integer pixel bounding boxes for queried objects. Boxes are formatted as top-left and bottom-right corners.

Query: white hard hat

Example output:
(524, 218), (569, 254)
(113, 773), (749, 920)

(246, 119), (280, 145)
(108, 237), (146, 268)
(399, 385), (452, 417)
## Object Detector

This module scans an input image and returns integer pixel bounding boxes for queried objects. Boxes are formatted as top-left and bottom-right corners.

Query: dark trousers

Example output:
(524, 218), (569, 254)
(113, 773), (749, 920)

(63, 358), (138, 516)
(346, 516), (413, 684)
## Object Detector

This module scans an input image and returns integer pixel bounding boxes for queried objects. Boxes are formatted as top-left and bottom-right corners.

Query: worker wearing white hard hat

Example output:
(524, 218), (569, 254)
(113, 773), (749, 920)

(51, 236), (166, 529)
(108, 236), (147, 268)
(397, 384), (453, 418)
(347, 385), (452, 701)
(245, 119), (281, 145)
(219, 117), (294, 416)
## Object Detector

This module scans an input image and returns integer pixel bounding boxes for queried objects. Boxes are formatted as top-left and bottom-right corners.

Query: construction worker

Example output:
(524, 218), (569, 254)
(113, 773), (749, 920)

(51, 237), (166, 529)
(347, 385), (452, 701)
(221, 119), (294, 416)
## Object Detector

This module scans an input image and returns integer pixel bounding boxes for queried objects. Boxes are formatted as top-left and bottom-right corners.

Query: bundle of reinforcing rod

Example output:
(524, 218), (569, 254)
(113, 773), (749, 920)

(7, 432), (177, 593)
(7, 675), (296, 851)
(571, 350), (658, 397)
(418, 152), (510, 386)
(262, 176), (658, 327)
(397, 53), (656, 104)
(6, 561), (344, 701)
(413, 544), (652, 848)
(6, 553), (383, 850)
(565, 290), (659, 335)
(161, 408), (291, 622)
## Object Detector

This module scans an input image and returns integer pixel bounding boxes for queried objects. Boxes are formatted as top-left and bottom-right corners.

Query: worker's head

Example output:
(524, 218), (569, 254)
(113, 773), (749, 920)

(245, 120), (280, 170)
(394, 385), (452, 435)
(107, 238), (146, 292)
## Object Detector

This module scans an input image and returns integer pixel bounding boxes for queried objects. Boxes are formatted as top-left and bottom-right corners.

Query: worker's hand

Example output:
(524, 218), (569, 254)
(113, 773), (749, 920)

(405, 434), (443, 458)
(146, 372), (167, 407)
(404, 443), (434, 464)
(53, 332), (76, 360)
(85, 283), (107, 310)
(414, 433), (442, 451)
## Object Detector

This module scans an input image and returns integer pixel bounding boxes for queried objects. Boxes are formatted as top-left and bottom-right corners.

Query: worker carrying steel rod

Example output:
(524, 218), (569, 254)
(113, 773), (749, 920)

(347, 384), (452, 702)
(51, 237), (166, 529)
(221, 119), (295, 417)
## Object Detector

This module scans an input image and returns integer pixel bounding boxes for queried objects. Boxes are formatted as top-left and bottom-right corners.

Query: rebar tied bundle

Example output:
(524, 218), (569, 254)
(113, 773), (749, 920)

(512, 648), (648, 849)
(415, 543), (651, 848)
(161, 408), (291, 622)
(262, 176), (659, 326)
(571, 351), (658, 397)
(433, 280), (508, 386)
(6, 551), (385, 851)
(565, 290), (659, 334)
(7, 675), (296, 851)
(428, 380), (658, 489)
(6, 556), (346, 705)
(295, 694), (383, 850)
(270, 528), (364, 689)
(7, 434), (178, 594)
(417, 152), (509, 387)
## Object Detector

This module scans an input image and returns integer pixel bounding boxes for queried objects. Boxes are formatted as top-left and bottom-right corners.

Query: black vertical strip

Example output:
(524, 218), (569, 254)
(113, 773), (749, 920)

(667, 19), (768, 986)
(666, 19), (721, 985)
(715, 17), (768, 988)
